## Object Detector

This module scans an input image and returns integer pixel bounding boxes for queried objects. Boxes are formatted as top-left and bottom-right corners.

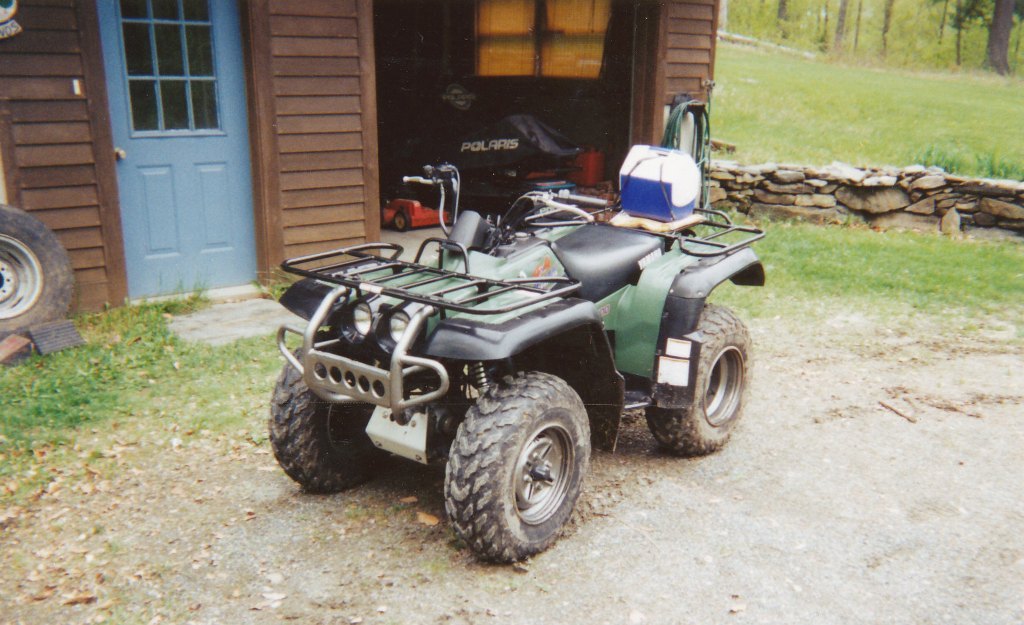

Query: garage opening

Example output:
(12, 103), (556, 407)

(373, 0), (640, 214)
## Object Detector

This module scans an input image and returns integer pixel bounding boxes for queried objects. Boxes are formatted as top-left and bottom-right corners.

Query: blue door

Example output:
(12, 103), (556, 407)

(98, 0), (256, 297)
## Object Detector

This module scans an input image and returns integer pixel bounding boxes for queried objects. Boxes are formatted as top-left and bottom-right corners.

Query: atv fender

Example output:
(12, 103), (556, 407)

(421, 299), (626, 451)
(279, 278), (335, 321)
(420, 298), (602, 361)
(654, 247), (764, 409)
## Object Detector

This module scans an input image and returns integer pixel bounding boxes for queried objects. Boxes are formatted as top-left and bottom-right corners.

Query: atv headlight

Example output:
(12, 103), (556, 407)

(351, 301), (373, 336)
(389, 311), (411, 343)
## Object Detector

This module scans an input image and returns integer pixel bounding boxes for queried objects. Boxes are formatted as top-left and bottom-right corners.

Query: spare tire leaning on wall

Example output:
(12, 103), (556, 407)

(0, 204), (74, 341)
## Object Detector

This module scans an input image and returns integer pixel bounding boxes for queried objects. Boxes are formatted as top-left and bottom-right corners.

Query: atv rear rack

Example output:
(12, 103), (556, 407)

(672, 208), (765, 257)
(609, 207), (764, 258)
(281, 242), (580, 316)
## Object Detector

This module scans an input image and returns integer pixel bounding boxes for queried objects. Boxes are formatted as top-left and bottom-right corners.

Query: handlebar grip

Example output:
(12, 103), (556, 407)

(402, 176), (435, 185)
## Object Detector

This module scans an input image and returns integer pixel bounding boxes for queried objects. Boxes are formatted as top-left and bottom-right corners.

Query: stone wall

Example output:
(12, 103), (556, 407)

(709, 161), (1024, 239)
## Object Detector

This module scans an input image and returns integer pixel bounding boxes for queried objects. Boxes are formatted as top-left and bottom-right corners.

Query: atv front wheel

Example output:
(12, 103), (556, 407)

(445, 372), (590, 562)
(269, 361), (382, 493)
(646, 304), (751, 456)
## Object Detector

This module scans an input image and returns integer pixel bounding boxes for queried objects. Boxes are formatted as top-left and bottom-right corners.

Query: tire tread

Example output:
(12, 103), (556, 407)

(445, 372), (588, 562)
(646, 304), (751, 457)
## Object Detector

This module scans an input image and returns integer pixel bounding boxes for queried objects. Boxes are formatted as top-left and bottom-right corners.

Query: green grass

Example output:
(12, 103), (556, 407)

(914, 144), (1024, 180)
(713, 43), (1024, 176)
(0, 297), (282, 498)
(713, 219), (1024, 318)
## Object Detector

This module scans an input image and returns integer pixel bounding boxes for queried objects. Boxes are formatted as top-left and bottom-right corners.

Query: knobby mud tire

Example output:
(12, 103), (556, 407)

(269, 362), (382, 493)
(444, 372), (590, 563)
(0, 204), (74, 339)
(646, 304), (751, 456)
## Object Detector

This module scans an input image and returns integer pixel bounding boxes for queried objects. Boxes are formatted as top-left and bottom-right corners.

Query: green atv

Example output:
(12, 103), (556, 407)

(270, 163), (764, 562)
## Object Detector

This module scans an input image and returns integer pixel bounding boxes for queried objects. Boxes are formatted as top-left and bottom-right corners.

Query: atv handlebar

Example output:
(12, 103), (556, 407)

(521, 192), (596, 224)
(402, 165), (460, 236)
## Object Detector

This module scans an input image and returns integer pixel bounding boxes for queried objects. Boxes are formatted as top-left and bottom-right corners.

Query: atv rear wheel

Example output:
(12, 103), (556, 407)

(646, 304), (751, 456)
(269, 361), (382, 493)
(445, 372), (590, 562)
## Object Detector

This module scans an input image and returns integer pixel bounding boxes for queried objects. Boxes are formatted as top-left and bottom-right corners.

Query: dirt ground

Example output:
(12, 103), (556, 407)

(2, 310), (1022, 625)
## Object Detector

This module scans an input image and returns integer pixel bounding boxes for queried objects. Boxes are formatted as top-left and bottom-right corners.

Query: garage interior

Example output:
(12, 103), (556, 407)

(372, 0), (644, 212)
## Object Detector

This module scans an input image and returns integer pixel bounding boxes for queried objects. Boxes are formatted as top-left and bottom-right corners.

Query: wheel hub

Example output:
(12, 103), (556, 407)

(0, 261), (17, 300)
(704, 346), (744, 427)
(514, 425), (573, 525)
(0, 234), (44, 319)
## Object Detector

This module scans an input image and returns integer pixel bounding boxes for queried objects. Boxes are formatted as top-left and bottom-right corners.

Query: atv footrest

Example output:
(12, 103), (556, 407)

(623, 390), (652, 411)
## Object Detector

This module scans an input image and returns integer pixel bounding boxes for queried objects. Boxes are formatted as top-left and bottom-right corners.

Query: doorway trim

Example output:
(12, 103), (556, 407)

(239, 3), (282, 283)
(79, 0), (130, 305)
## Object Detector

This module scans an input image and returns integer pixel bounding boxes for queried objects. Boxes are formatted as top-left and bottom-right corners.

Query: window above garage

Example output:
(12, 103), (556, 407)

(476, 0), (611, 79)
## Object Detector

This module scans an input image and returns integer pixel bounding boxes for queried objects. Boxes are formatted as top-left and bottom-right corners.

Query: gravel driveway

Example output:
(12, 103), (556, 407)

(2, 311), (1022, 625)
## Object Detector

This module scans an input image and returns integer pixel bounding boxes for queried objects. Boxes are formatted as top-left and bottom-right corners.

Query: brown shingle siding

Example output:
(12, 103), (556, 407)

(279, 150), (364, 172)
(254, 0), (378, 265)
(269, 16), (358, 38)
(664, 0), (719, 103)
(269, 0), (357, 19)
(281, 185), (364, 211)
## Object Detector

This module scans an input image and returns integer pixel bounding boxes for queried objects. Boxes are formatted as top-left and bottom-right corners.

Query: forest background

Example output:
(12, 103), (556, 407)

(722, 0), (1024, 74)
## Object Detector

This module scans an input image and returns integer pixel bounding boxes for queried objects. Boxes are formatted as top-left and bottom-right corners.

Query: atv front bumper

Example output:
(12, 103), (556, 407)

(277, 285), (450, 412)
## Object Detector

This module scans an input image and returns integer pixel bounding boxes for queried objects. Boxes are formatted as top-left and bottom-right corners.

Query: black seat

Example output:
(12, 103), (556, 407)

(551, 224), (664, 302)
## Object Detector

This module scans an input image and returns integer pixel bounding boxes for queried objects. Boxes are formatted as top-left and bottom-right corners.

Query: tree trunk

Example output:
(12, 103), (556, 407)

(834, 0), (851, 50)
(823, 0), (830, 47)
(938, 0), (949, 42)
(955, 0), (963, 66)
(881, 0), (896, 57)
(854, 0), (863, 50)
(985, 0), (1015, 74)
(778, 0), (789, 23)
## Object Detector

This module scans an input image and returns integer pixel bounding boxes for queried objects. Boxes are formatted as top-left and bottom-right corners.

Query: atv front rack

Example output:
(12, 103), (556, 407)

(278, 291), (449, 410)
(280, 242), (580, 316)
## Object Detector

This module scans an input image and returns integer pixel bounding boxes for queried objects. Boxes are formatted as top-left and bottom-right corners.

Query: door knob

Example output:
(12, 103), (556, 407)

(114, 147), (127, 161)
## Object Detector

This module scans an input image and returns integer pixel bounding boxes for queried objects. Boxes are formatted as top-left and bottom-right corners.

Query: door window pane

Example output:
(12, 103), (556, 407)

(191, 80), (219, 129)
(161, 80), (190, 129)
(478, 38), (535, 76)
(121, 0), (148, 19)
(182, 0), (209, 21)
(476, 0), (610, 79)
(541, 34), (605, 78)
(129, 80), (159, 130)
(546, 0), (610, 34)
(186, 25), (213, 76)
(477, 0), (534, 35)
(122, 0), (219, 132)
(152, 0), (179, 20)
(155, 24), (185, 75)
(123, 22), (153, 76)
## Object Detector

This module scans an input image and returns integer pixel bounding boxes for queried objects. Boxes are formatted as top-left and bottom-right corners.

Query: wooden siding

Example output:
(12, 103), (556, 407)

(663, 0), (719, 101)
(0, 0), (127, 312)
(248, 0), (380, 269)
